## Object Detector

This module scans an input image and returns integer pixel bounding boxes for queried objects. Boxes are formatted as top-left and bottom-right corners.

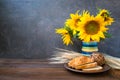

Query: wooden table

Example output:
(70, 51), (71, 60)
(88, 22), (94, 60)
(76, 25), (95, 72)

(0, 59), (120, 80)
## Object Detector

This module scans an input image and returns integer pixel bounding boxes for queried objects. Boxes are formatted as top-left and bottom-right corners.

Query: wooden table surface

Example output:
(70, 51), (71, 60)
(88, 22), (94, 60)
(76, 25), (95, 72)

(0, 59), (120, 80)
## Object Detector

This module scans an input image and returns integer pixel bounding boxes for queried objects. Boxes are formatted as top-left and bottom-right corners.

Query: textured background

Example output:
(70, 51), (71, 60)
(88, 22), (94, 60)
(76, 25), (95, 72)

(0, 0), (120, 59)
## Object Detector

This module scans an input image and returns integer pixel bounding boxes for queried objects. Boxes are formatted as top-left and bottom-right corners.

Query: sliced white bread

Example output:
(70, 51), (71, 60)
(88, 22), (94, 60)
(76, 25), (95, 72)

(82, 66), (103, 71)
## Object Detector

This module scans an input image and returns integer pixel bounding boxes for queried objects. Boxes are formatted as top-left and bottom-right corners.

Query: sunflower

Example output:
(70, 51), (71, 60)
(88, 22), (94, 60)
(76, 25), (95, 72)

(98, 9), (114, 25)
(56, 28), (73, 45)
(65, 10), (81, 31)
(55, 9), (114, 45)
(77, 13), (108, 42)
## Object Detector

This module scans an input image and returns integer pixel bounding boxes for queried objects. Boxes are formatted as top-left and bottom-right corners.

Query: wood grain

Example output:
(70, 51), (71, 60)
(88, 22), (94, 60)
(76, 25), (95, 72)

(0, 59), (119, 80)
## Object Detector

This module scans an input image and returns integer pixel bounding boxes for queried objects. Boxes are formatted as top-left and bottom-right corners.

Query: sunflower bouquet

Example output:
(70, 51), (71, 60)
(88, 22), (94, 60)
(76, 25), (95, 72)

(56, 9), (114, 45)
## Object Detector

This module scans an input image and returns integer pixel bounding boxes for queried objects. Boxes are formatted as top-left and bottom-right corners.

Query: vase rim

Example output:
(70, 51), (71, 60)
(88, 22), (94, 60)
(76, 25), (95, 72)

(82, 41), (98, 43)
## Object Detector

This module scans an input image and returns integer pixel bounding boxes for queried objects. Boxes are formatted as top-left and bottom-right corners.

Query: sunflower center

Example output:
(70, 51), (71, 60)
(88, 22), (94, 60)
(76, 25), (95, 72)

(84, 21), (100, 35)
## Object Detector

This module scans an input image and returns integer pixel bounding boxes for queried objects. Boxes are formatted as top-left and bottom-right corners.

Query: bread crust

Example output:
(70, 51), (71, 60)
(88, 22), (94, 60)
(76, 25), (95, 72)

(75, 62), (98, 70)
(68, 56), (94, 68)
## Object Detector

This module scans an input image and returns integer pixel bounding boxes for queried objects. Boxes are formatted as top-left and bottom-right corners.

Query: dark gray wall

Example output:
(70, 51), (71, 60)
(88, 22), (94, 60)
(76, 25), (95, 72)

(0, 0), (120, 59)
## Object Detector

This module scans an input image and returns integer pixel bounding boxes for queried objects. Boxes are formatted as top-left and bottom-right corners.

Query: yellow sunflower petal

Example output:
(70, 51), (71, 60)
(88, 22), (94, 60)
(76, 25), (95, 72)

(98, 9), (109, 16)
(105, 17), (114, 25)
(55, 28), (68, 34)
(94, 35), (100, 42)
(70, 14), (75, 19)
(84, 35), (91, 42)
(98, 31), (105, 39)
(62, 34), (73, 45)
(73, 30), (77, 35)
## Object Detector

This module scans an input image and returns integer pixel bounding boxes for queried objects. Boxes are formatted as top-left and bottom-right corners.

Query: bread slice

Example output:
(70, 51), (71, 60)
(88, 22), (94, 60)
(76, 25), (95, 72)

(68, 56), (94, 68)
(82, 66), (103, 71)
(75, 62), (97, 70)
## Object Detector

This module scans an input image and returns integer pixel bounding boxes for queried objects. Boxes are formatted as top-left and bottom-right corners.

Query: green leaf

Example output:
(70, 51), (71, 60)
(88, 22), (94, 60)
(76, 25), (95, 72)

(104, 32), (112, 38)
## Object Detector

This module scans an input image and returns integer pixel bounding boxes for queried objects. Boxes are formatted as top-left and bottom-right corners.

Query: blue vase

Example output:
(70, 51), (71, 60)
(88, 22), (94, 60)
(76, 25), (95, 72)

(81, 41), (98, 56)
